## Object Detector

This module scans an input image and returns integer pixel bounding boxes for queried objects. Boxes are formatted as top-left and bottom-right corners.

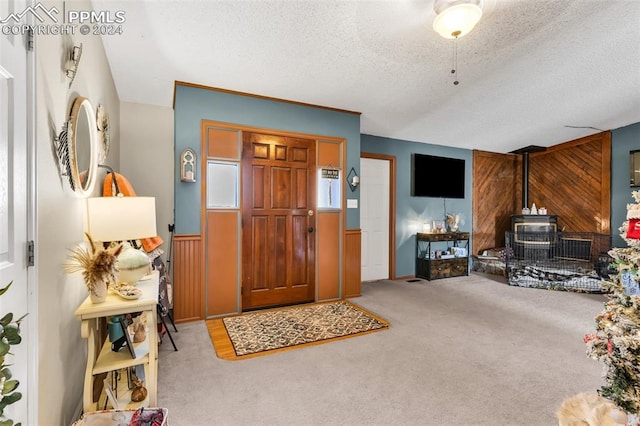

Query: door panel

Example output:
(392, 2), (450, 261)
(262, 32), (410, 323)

(242, 132), (316, 310)
(0, 1), (30, 422)
(361, 157), (390, 281)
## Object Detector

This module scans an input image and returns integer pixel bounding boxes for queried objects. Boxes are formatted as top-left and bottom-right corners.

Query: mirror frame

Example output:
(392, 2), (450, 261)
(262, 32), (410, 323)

(67, 96), (99, 197)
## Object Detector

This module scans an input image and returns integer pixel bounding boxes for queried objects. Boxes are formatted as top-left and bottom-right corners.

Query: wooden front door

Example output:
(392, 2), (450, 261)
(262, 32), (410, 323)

(241, 132), (316, 310)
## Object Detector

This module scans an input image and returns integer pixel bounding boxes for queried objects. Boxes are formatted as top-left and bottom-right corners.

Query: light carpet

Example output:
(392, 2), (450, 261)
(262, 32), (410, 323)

(160, 273), (606, 425)
(207, 300), (389, 359)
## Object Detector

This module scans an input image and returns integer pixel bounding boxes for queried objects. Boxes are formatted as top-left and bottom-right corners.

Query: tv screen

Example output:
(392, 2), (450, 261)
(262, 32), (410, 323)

(412, 154), (465, 198)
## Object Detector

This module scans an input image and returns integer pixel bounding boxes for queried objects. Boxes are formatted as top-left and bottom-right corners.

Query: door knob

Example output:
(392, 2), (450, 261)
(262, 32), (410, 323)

(308, 227), (314, 233)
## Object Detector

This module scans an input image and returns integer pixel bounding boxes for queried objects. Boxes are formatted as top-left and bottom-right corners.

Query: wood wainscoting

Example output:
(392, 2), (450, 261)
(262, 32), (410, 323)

(344, 229), (361, 298)
(172, 234), (203, 323)
(317, 212), (341, 301)
(173, 227), (361, 321)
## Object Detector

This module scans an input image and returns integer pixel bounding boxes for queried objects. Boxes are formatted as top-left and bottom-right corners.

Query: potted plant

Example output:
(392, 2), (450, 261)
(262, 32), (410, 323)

(65, 233), (123, 303)
(0, 281), (27, 426)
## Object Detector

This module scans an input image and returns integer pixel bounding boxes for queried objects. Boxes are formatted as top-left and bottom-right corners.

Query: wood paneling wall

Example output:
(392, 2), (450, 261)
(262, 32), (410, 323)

(472, 150), (521, 254)
(206, 211), (240, 316)
(343, 229), (361, 297)
(317, 139), (345, 301)
(173, 235), (203, 322)
(473, 132), (612, 252)
(204, 125), (241, 317)
(528, 132), (611, 234)
(317, 212), (341, 301)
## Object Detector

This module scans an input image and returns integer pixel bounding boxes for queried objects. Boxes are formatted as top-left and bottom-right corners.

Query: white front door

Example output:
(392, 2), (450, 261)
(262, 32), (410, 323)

(360, 157), (390, 281)
(0, 1), (32, 424)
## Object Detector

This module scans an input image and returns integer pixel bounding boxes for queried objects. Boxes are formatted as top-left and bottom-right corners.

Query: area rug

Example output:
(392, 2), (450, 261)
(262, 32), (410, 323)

(207, 301), (389, 359)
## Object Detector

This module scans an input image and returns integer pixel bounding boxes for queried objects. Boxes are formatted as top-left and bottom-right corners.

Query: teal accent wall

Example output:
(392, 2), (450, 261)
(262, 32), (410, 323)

(174, 85), (361, 234)
(611, 122), (640, 247)
(361, 134), (473, 277)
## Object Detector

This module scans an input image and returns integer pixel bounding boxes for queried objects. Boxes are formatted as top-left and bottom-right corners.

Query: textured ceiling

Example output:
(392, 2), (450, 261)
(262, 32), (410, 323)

(96, 0), (640, 153)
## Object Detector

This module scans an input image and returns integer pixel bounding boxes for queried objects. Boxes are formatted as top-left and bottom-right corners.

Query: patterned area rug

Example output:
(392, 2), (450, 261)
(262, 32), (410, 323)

(219, 301), (389, 357)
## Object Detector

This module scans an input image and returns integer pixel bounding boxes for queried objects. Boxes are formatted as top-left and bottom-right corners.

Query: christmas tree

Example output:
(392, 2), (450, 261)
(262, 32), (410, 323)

(584, 191), (640, 416)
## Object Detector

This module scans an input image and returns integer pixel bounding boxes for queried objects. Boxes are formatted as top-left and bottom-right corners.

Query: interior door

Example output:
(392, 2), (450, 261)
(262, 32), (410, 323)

(0, 2), (31, 423)
(361, 157), (390, 281)
(241, 132), (316, 310)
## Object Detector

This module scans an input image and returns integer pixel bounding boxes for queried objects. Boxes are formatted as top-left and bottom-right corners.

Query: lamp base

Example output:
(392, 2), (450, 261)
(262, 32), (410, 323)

(116, 243), (151, 285)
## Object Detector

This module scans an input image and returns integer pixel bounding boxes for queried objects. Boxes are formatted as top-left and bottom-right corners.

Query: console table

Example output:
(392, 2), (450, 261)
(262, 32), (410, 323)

(416, 232), (470, 280)
(75, 271), (159, 412)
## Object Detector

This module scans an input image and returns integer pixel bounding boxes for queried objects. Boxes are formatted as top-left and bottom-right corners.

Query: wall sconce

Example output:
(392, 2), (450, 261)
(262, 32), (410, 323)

(347, 167), (359, 192)
(180, 148), (196, 182)
(65, 43), (83, 88)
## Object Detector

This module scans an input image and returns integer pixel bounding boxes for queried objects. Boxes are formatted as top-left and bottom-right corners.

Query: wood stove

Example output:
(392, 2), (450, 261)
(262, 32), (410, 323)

(510, 214), (558, 259)
(511, 215), (558, 239)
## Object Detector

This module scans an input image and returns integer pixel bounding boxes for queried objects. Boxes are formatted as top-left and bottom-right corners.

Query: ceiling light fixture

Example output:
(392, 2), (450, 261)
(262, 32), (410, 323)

(433, 0), (483, 39)
(432, 0), (483, 85)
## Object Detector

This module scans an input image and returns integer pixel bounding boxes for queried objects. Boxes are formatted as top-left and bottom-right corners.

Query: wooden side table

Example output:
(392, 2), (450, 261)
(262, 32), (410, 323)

(75, 271), (159, 412)
(416, 232), (470, 280)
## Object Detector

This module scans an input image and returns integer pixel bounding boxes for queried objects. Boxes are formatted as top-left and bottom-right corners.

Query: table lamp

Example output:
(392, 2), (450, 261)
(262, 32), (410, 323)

(86, 196), (157, 285)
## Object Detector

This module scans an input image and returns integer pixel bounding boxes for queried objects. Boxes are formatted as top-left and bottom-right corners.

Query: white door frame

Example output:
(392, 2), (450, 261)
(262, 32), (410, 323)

(26, 9), (39, 423)
(360, 152), (396, 280)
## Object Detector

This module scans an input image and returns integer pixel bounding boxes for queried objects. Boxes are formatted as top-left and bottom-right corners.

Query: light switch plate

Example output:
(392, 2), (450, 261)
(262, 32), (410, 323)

(347, 199), (358, 209)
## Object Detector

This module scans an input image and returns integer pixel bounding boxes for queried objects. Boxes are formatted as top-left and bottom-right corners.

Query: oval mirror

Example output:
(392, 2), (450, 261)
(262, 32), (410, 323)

(67, 97), (98, 196)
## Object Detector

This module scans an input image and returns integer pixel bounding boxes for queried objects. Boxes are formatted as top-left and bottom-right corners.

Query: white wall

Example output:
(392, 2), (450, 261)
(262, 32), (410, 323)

(35, 0), (120, 423)
(120, 102), (174, 254)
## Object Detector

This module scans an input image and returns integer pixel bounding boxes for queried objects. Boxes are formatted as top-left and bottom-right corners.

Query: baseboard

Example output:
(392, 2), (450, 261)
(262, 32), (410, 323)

(394, 275), (415, 280)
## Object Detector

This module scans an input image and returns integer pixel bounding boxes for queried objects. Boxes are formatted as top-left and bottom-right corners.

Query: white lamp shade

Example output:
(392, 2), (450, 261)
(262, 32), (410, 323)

(433, 3), (483, 39)
(86, 196), (157, 242)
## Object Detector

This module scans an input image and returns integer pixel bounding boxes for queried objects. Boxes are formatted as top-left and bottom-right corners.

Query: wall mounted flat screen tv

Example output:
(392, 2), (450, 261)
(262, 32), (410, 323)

(412, 153), (465, 198)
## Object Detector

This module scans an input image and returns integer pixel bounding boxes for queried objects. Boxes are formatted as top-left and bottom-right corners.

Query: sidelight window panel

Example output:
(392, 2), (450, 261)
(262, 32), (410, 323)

(207, 161), (239, 208)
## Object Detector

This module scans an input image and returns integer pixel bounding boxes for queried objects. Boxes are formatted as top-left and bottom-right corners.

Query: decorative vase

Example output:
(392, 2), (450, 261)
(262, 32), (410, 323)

(89, 278), (108, 304)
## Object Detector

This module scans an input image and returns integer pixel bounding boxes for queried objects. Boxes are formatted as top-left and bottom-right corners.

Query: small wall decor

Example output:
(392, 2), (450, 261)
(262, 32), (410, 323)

(347, 167), (360, 191)
(180, 148), (196, 182)
(64, 43), (83, 88)
(318, 167), (341, 209)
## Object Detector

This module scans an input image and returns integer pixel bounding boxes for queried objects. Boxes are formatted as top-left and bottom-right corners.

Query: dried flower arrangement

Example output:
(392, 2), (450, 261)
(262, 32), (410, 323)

(65, 233), (123, 293)
(445, 212), (461, 232)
